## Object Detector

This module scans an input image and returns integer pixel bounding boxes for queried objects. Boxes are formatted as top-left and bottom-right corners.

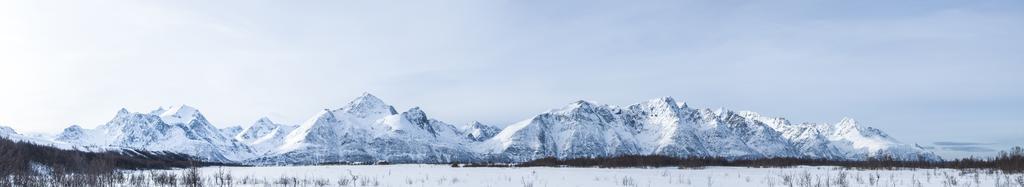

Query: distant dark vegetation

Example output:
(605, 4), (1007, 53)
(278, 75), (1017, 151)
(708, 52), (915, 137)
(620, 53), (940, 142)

(457, 146), (1024, 173)
(0, 136), (215, 185)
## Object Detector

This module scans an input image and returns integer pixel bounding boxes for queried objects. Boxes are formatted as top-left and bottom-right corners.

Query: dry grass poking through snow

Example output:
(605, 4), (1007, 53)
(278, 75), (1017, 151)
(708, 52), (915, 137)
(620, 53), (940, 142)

(4, 165), (1024, 186)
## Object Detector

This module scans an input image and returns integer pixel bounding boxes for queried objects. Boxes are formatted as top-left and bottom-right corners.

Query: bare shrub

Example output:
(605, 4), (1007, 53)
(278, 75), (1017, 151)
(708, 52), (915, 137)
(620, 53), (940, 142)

(798, 172), (812, 187)
(781, 174), (794, 187)
(151, 171), (178, 186)
(313, 178), (330, 186)
(337, 177), (351, 186)
(213, 168), (233, 186)
(128, 172), (148, 186)
(942, 174), (958, 186)
(620, 176), (635, 186)
(238, 175), (265, 185)
(868, 172), (878, 186)
(833, 171), (849, 187)
(182, 165), (202, 187)
(274, 176), (300, 186)
(358, 177), (379, 186)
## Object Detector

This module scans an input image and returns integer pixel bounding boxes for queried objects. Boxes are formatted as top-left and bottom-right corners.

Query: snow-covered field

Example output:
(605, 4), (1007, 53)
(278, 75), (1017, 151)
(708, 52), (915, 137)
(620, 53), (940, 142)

(144, 165), (1024, 187)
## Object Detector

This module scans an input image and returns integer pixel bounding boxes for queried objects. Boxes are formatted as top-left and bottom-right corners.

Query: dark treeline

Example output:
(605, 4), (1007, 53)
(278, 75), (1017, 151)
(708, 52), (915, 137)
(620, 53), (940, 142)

(510, 146), (1024, 173)
(0, 136), (210, 177)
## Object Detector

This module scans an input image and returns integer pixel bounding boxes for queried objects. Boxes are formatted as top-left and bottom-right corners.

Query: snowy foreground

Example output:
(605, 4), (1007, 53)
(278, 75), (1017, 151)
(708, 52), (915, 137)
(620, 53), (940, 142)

(142, 165), (1024, 187)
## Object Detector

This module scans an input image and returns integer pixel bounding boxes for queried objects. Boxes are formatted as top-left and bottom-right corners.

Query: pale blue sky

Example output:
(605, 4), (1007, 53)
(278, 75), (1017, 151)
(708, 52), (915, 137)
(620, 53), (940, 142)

(0, 1), (1021, 158)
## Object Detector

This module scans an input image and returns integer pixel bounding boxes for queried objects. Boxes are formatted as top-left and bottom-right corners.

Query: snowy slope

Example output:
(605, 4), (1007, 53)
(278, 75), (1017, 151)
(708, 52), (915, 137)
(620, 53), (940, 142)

(234, 117), (296, 154)
(460, 121), (501, 142)
(55, 105), (255, 162)
(0, 125), (79, 149)
(219, 126), (243, 139)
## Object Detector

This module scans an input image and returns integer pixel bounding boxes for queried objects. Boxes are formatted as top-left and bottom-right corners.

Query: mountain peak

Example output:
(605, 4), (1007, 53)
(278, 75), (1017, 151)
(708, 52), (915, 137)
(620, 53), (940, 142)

(257, 117), (274, 124)
(0, 125), (16, 135)
(237, 116), (285, 141)
(835, 117), (860, 130)
(406, 106), (425, 114)
(56, 125), (85, 140)
(250, 117), (278, 129)
(713, 107), (730, 116)
(342, 93), (398, 117)
(116, 108), (131, 116)
(159, 105), (203, 124)
(464, 121), (500, 142)
(636, 97), (681, 109)
(839, 117), (858, 125)
(837, 117), (874, 131)
(353, 92), (384, 104)
(401, 107), (430, 125)
(569, 100), (599, 108)
(656, 96), (677, 104)
(148, 107), (167, 115)
(831, 117), (867, 136)
(163, 105), (198, 114)
(550, 100), (602, 114)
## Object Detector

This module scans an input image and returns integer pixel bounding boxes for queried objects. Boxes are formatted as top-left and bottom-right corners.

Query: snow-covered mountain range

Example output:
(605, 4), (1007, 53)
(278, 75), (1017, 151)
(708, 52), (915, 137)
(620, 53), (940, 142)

(0, 125), (77, 149)
(2, 93), (939, 164)
(53, 105), (254, 161)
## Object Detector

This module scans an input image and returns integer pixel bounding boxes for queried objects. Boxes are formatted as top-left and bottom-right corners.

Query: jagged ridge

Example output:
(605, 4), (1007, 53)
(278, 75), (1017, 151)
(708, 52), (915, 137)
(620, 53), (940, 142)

(19, 93), (937, 164)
